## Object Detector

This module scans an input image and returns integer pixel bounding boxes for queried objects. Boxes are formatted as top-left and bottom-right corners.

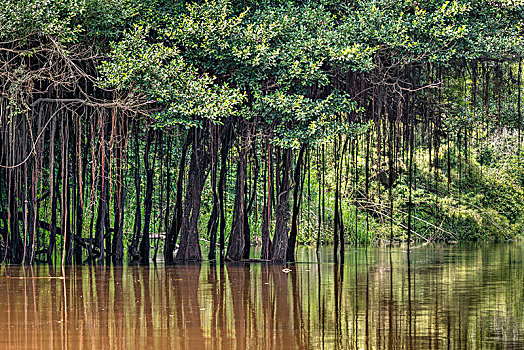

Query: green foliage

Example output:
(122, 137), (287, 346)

(339, 0), (523, 63)
(91, 0), (523, 141)
(0, 0), (133, 42)
(99, 26), (244, 127)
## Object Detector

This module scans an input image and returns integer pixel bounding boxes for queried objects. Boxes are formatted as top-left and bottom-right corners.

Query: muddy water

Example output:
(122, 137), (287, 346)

(0, 243), (523, 349)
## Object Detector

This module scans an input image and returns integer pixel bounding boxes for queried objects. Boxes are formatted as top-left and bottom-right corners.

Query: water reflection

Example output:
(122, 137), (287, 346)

(0, 243), (522, 349)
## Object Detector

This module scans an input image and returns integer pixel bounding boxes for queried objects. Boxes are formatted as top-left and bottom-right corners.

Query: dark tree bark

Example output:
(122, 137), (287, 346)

(226, 139), (247, 261)
(407, 102), (414, 247)
(112, 116), (126, 264)
(271, 148), (292, 262)
(207, 125), (219, 261)
(73, 116), (85, 264)
(286, 144), (305, 262)
(175, 128), (210, 262)
(243, 143), (258, 260)
(518, 60), (522, 166)
(139, 129), (155, 264)
(8, 175), (23, 264)
(47, 115), (58, 264)
(163, 135), (172, 257)
(260, 141), (272, 260)
(128, 122), (142, 261)
(218, 122), (233, 260)
(164, 129), (192, 264)
(94, 112), (109, 263)
(333, 140), (339, 262)
(63, 118), (74, 265)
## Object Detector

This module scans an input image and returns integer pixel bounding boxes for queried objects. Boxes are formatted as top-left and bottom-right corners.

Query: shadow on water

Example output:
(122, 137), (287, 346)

(0, 242), (523, 349)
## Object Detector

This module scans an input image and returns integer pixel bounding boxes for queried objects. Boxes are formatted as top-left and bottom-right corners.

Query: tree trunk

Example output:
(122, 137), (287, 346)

(207, 125), (219, 260)
(218, 122), (233, 260)
(164, 129), (192, 264)
(243, 143), (258, 260)
(226, 141), (247, 261)
(271, 148), (292, 262)
(139, 129), (155, 264)
(261, 141), (272, 260)
(286, 145), (305, 262)
(175, 128), (210, 262)
(112, 116), (126, 264)
(129, 122), (142, 261)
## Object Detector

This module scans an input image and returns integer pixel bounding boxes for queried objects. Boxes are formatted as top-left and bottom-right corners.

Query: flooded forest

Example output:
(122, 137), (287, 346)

(1, 0), (523, 265)
(1, 1), (524, 349)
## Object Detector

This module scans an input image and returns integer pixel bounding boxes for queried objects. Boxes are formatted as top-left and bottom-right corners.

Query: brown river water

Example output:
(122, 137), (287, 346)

(0, 243), (523, 349)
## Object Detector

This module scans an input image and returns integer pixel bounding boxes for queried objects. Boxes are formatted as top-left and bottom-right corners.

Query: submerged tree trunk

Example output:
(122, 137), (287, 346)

(164, 129), (192, 264)
(218, 123), (233, 261)
(175, 128), (210, 262)
(8, 174), (23, 264)
(112, 116), (126, 264)
(207, 125), (220, 261)
(261, 141), (273, 260)
(47, 116), (58, 264)
(128, 121), (142, 262)
(271, 148), (292, 262)
(518, 60), (522, 166)
(95, 112), (109, 263)
(226, 139), (247, 261)
(286, 145), (305, 262)
(243, 143), (258, 260)
(139, 129), (156, 264)
(73, 116), (84, 265)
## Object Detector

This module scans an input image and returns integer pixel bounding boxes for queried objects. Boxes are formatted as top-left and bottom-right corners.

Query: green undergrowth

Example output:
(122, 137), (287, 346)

(194, 138), (523, 248)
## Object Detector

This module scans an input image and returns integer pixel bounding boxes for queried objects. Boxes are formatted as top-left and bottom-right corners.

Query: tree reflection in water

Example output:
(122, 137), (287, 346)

(0, 243), (522, 349)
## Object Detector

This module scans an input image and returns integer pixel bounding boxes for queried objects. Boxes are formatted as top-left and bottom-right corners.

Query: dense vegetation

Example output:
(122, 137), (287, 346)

(0, 0), (523, 265)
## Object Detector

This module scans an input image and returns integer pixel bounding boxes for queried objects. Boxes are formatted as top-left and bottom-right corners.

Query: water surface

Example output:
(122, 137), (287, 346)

(0, 243), (523, 349)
